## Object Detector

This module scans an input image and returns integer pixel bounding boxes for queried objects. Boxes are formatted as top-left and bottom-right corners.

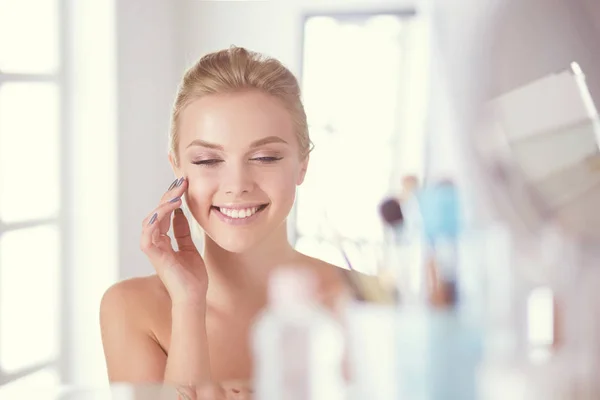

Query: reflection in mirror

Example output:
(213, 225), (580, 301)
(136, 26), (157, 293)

(473, 0), (600, 251)
(481, 63), (600, 245)
(294, 10), (427, 274)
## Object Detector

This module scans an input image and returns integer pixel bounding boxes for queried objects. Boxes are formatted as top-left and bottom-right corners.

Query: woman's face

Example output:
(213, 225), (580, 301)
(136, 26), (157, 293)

(171, 90), (308, 253)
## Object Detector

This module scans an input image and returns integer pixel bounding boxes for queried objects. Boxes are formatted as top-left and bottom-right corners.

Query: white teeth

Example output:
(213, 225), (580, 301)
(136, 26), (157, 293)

(218, 206), (262, 219)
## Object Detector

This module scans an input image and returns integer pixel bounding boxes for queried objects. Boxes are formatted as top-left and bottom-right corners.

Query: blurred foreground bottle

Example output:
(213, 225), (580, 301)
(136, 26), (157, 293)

(251, 268), (345, 400)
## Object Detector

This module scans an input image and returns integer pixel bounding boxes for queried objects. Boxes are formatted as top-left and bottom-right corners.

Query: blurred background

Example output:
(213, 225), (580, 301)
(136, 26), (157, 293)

(0, 0), (598, 395)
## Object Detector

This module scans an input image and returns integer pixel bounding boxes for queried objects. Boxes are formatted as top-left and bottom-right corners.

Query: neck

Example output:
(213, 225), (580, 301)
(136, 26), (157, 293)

(202, 222), (298, 309)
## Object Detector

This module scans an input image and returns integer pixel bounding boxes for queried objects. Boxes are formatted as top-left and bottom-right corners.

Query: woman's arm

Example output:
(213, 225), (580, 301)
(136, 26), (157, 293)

(100, 281), (167, 382)
(100, 280), (212, 387)
(165, 302), (211, 385)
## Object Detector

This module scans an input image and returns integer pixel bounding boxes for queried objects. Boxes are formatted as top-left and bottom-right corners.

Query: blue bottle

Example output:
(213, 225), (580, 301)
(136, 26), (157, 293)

(395, 181), (483, 400)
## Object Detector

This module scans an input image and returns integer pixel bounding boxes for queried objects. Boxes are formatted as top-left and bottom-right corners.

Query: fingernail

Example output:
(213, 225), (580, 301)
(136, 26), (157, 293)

(176, 177), (185, 187)
(167, 178), (178, 191)
(148, 213), (158, 225)
(175, 208), (183, 215)
(169, 196), (180, 203)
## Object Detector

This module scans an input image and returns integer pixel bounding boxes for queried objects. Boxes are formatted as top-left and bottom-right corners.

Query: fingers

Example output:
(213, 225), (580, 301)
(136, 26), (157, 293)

(173, 208), (196, 251)
(175, 386), (195, 400)
(140, 177), (188, 268)
(162, 177), (187, 202)
(141, 177), (187, 226)
(141, 197), (182, 229)
(141, 210), (173, 263)
(159, 177), (188, 233)
(220, 380), (253, 399)
(140, 196), (183, 260)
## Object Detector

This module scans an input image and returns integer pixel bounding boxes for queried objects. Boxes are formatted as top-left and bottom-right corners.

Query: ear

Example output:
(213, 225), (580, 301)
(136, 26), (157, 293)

(168, 152), (182, 177)
(296, 154), (309, 185)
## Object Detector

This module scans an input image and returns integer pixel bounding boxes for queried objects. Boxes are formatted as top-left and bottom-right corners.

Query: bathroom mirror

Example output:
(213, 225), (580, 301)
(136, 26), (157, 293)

(472, 0), (600, 250)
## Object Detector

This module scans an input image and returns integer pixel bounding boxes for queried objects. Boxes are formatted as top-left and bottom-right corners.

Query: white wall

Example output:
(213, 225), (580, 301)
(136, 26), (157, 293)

(64, 0), (186, 386)
(116, 0), (185, 280)
(179, 0), (416, 80)
(489, 0), (600, 101)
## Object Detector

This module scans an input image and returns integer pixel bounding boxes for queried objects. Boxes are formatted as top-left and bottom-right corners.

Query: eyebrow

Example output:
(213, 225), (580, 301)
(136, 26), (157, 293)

(185, 135), (288, 150)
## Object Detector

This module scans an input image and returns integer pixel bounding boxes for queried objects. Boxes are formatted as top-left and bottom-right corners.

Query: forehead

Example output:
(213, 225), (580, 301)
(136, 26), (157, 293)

(178, 90), (295, 147)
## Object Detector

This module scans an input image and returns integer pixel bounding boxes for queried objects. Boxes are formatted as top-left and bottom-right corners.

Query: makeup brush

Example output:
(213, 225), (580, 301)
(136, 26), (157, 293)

(322, 209), (396, 304)
(339, 263), (396, 304)
(379, 197), (404, 228)
(338, 248), (367, 302)
(378, 197), (405, 293)
(331, 232), (395, 304)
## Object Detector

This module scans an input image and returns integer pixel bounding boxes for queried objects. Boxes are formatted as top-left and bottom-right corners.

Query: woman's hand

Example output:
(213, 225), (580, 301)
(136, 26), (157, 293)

(141, 177), (208, 305)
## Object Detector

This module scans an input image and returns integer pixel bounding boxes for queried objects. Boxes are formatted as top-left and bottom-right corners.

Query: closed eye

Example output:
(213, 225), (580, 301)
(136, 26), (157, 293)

(192, 159), (223, 166)
(252, 156), (283, 163)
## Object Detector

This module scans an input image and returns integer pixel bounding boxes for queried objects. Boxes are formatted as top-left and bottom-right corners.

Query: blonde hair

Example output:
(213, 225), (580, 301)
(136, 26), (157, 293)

(169, 46), (312, 165)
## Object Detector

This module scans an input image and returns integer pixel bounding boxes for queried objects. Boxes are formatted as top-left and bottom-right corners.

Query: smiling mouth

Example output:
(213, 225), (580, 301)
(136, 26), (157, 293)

(211, 204), (269, 219)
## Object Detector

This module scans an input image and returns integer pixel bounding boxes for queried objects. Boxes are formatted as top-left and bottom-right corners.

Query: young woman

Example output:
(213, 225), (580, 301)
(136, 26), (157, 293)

(99, 46), (350, 396)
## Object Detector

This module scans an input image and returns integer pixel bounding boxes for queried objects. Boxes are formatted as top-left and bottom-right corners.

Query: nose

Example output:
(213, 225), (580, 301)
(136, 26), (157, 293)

(221, 162), (255, 196)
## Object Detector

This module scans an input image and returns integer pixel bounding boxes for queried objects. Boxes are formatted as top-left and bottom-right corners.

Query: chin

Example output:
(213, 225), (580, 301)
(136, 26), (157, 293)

(208, 231), (265, 254)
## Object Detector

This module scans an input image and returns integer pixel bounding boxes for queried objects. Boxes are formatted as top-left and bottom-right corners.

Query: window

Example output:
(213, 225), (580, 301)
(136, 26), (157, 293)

(0, 0), (63, 390)
(294, 12), (428, 274)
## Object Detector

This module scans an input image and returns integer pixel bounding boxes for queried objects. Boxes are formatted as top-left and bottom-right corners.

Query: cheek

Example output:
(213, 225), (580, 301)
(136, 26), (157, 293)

(258, 168), (298, 203)
(184, 176), (217, 217)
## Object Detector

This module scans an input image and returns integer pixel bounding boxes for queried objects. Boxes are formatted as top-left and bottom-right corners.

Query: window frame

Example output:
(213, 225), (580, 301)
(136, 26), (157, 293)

(0, 0), (70, 386)
(291, 6), (431, 273)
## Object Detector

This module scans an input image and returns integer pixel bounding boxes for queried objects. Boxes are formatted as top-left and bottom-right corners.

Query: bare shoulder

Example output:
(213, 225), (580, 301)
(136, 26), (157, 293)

(299, 254), (343, 279)
(100, 275), (170, 330)
(293, 252), (381, 304)
(100, 275), (173, 382)
(293, 252), (354, 305)
(297, 252), (372, 283)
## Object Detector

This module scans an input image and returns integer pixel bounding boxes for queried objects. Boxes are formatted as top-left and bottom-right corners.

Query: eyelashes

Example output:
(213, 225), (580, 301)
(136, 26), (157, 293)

(191, 156), (283, 167)
(192, 159), (222, 166)
(253, 156), (283, 163)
